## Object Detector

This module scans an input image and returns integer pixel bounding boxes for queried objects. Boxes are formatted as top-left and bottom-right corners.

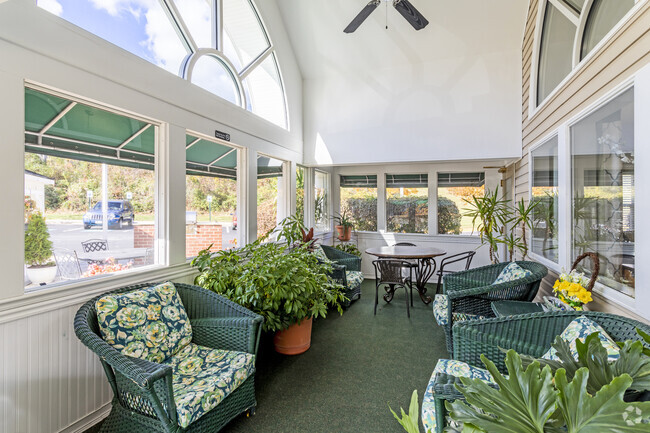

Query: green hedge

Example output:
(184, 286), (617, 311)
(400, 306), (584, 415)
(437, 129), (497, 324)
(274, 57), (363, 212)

(438, 197), (461, 235)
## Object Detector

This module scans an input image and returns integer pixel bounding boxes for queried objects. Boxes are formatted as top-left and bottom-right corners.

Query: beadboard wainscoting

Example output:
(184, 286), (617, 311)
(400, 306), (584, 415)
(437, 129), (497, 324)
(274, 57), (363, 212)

(0, 265), (197, 433)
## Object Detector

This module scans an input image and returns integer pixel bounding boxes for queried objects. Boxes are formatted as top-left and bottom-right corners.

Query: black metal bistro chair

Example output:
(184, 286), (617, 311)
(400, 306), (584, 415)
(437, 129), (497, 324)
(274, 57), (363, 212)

(373, 259), (414, 318)
(434, 250), (476, 294)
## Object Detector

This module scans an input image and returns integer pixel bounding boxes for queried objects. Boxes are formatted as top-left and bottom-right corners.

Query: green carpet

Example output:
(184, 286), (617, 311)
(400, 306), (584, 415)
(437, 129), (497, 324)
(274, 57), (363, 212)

(223, 280), (447, 432)
(87, 280), (448, 432)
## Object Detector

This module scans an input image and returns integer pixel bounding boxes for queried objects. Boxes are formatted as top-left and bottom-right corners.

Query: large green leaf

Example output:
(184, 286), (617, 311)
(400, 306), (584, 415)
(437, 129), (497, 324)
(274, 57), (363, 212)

(390, 390), (421, 433)
(555, 369), (650, 432)
(447, 351), (559, 433)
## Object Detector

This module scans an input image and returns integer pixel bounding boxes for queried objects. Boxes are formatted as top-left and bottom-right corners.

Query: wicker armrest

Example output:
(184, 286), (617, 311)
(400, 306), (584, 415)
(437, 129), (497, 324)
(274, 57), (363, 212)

(320, 245), (362, 272)
(334, 256), (361, 272)
(191, 316), (263, 354)
(74, 313), (172, 388)
(177, 283), (259, 321)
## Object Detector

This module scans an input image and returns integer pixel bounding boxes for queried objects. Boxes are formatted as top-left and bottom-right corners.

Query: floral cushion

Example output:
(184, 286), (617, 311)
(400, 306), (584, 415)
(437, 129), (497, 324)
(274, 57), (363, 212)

(432, 294), (485, 326)
(345, 270), (364, 287)
(95, 282), (193, 363)
(493, 262), (533, 285)
(541, 316), (620, 362)
(164, 343), (255, 428)
(422, 359), (496, 433)
(313, 246), (331, 263)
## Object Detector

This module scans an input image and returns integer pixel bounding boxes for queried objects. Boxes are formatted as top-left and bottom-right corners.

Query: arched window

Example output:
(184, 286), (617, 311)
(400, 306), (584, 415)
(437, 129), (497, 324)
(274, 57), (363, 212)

(535, 0), (635, 107)
(37, 0), (289, 129)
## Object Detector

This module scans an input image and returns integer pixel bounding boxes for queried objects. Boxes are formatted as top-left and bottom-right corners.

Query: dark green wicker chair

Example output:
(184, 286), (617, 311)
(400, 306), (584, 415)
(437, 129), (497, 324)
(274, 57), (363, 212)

(320, 244), (363, 307)
(439, 261), (548, 354)
(427, 311), (650, 433)
(74, 282), (263, 433)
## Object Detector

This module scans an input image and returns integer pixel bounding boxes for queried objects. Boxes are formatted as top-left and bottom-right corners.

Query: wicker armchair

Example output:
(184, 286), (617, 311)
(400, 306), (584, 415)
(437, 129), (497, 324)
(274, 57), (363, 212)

(439, 261), (548, 353)
(427, 311), (650, 433)
(319, 245), (363, 307)
(74, 282), (263, 433)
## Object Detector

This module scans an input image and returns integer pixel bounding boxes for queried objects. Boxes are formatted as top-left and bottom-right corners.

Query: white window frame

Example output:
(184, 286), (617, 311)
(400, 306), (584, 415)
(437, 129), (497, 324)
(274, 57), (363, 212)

(23, 82), (167, 293)
(527, 72), (650, 317)
(528, 0), (643, 119)
(314, 169), (331, 233)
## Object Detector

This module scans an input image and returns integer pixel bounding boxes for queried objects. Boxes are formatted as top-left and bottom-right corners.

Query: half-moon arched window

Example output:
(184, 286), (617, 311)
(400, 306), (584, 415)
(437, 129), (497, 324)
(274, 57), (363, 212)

(38, 0), (289, 129)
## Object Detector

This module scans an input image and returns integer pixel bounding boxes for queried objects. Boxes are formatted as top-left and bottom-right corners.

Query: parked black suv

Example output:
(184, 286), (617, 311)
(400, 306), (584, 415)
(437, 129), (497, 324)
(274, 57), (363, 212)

(83, 200), (135, 229)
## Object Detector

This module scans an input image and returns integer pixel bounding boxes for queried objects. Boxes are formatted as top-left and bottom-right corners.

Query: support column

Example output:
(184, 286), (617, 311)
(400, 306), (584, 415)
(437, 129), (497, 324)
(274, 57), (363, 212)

(241, 148), (257, 243)
(166, 124), (187, 264)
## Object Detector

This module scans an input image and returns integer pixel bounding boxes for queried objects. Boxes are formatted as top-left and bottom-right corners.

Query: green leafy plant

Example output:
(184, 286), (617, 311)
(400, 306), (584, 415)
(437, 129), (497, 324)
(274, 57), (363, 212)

(24, 211), (54, 267)
(446, 350), (650, 432)
(191, 216), (345, 333)
(331, 210), (355, 228)
(335, 243), (361, 257)
(519, 331), (650, 398)
(390, 390), (421, 433)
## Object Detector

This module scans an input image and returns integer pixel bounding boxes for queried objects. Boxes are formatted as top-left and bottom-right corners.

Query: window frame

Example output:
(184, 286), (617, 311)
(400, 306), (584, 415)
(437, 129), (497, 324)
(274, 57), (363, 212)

(314, 169), (330, 233)
(529, 0), (642, 118)
(338, 174), (379, 234)
(23, 82), (166, 293)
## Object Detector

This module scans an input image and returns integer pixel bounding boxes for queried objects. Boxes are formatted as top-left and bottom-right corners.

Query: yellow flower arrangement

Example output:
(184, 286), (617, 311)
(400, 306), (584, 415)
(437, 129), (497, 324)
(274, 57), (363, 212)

(553, 269), (592, 310)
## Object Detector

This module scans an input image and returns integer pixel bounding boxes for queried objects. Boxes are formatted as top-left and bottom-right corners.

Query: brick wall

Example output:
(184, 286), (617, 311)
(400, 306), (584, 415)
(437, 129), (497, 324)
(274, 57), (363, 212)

(187, 223), (223, 257)
(132, 223), (223, 261)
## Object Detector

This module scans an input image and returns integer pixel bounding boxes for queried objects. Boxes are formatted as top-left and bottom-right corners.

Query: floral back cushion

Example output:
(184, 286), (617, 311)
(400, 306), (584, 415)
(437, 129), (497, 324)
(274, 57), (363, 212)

(493, 262), (533, 285)
(541, 316), (620, 362)
(95, 282), (193, 363)
(313, 246), (331, 263)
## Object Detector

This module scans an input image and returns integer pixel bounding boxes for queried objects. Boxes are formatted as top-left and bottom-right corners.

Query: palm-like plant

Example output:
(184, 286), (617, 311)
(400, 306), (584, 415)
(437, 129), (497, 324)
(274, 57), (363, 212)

(463, 187), (509, 263)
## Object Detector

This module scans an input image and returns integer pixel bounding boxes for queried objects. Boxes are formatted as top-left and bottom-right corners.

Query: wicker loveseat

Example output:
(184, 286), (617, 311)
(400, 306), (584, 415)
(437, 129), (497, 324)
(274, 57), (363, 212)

(423, 311), (650, 433)
(318, 244), (363, 307)
(74, 282), (263, 433)
(436, 261), (548, 353)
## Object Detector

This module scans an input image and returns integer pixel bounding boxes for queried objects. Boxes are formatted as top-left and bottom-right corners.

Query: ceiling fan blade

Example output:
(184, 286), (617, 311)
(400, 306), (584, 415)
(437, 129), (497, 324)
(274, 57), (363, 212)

(393, 0), (429, 31)
(344, 1), (380, 33)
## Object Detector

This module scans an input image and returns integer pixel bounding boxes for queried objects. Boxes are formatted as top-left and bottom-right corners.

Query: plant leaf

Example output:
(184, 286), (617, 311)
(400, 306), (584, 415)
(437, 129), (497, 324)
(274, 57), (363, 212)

(555, 369), (650, 432)
(389, 390), (421, 433)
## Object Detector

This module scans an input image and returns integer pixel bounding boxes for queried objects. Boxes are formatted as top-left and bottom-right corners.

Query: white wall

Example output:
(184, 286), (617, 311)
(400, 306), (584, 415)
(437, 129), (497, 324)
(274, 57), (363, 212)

(0, 0), (304, 431)
(276, 0), (528, 166)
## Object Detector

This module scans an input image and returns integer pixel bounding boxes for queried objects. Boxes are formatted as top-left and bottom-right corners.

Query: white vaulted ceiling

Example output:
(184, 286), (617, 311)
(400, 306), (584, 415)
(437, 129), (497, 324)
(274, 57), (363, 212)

(274, 0), (530, 165)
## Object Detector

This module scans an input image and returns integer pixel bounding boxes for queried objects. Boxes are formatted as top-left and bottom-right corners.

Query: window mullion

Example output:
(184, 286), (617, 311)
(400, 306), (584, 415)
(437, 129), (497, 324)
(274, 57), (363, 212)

(549, 0), (581, 25)
(239, 46), (273, 80)
(557, 124), (570, 271)
(214, 0), (223, 52)
(163, 0), (198, 53)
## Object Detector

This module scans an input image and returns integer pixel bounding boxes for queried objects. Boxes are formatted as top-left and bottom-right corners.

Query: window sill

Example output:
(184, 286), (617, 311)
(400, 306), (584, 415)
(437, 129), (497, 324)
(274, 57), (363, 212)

(0, 263), (196, 324)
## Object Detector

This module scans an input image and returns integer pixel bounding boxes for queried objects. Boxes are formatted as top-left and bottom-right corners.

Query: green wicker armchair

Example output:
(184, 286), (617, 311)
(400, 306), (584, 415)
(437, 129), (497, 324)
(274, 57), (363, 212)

(425, 311), (650, 433)
(320, 244), (363, 307)
(74, 282), (263, 433)
(437, 261), (548, 354)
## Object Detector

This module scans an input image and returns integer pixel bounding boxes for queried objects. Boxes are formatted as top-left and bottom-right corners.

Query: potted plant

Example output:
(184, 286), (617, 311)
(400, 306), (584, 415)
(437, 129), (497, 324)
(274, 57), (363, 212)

(192, 215), (345, 355)
(332, 211), (355, 241)
(24, 210), (57, 284)
(335, 243), (361, 257)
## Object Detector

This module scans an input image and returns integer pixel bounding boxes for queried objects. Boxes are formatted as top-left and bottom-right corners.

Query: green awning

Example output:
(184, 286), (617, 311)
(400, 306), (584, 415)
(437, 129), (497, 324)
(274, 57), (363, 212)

(257, 155), (283, 179)
(386, 174), (428, 188)
(437, 172), (485, 188)
(24, 87), (155, 170)
(185, 134), (237, 179)
(340, 175), (377, 188)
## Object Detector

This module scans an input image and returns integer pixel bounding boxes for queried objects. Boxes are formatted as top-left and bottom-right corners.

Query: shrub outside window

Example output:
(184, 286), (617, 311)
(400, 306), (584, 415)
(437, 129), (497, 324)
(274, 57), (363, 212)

(314, 170), (329, 232)
(340, 175), (377, 232)
(257, 155), (285, 240)
(571, 87), (634, 297)
(296, 166), (305, 224)
(437, 173), (485, 235)
(24, 87), (158, 289)
(185, 134), (239, 257)
(531, 137), (559, 263)
(386, 174), (428, 234)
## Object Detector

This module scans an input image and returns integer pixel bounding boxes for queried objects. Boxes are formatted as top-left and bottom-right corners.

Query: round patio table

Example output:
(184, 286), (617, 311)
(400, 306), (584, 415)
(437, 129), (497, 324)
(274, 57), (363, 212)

(365, 246), (446, 305)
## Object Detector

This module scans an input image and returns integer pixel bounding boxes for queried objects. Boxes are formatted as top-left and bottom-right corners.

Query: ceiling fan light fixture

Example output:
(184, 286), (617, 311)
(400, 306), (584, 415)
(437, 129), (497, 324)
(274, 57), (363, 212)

(344, 0), (429, 33)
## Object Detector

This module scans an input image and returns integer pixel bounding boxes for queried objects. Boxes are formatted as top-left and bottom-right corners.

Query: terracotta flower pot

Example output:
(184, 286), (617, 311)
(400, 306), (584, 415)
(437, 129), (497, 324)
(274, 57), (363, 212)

(336, 225), (352, 241)
(273, 317), (313, 355)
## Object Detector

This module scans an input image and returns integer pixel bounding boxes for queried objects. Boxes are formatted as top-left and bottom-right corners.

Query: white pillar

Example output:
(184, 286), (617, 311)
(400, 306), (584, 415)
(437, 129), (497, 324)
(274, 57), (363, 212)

(101, 163), (108, 234)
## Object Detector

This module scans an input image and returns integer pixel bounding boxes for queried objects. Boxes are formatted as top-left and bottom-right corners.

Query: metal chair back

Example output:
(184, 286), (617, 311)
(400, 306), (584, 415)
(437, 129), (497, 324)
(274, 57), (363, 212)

(144, 248), (155, 265)
(373, 259), (413, 285)
(436, 250), (476, 293)
(393, 242), (416, 247)
(53, 248), (82, 280)
(81, 239), (108, 253)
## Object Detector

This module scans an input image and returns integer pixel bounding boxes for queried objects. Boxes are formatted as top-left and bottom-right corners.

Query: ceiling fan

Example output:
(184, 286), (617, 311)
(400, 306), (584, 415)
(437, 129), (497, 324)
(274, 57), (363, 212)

(344, 0), (429, 33)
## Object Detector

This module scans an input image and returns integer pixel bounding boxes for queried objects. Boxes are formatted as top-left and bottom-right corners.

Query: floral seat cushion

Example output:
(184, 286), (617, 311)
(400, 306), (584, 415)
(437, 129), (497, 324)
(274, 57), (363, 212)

(432, 294), (485, 326)
(95, 282), (193, 363)
(313, 245), (331, 263)
(164, 343), (256, 428)
(493, 262), (533, 284)
(541, 316), (620, 362)
(346, 270), (364, 287)
(422, 359), (496, 433)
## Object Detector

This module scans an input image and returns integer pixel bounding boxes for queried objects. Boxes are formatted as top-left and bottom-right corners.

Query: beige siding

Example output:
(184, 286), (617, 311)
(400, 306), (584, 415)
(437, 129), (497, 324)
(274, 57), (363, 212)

(515, 0), (650, 204)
